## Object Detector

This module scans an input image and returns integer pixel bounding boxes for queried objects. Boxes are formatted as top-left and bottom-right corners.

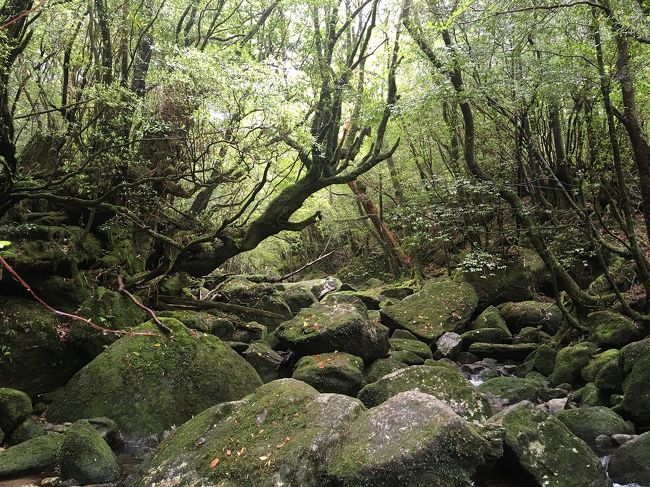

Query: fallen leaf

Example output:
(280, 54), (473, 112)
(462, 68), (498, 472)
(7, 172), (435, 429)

(237, 447), (246, 456)
(260, 455), (269, 461)
(226, 449), (232, 456)
(209, 458), (220, 468)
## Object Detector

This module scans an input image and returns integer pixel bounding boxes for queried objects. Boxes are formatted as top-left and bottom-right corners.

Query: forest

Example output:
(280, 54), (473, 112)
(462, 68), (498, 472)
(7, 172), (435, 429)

(1, 0), (650, 485)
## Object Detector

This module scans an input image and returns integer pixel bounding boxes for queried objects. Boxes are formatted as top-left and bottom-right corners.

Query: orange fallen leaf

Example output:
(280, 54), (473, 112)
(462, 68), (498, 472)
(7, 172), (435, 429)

(209, 458), (220, 468)
(237, 447), (246, 456)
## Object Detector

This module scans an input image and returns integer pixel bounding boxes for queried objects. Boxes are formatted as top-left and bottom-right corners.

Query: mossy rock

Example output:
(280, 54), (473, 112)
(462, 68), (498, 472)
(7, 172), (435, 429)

(220, 277), (292, 327)
(555, 407), (633, 455)
(389, 349), (425, 365)
(608, 430), (650, 486)
(460, 328), (512, 349)
(532, 344), (558, 376)
(468, 342), (538, 361)
(292, 352), (365, 396)
(8, 416), (45, 445)
(242, 342), (286, 383)
(58, 419), (120, 483)
(158, 309), (235, 337)
(587, 311), (643, 349)
(389, 338), (433, 360)
(498, 301), (563, 335)
(357, 365), (491, 422)
(363, 358), (407, 383)
(478, 376), (541, 408)
(575, 383), (611, 407)
(454, 248), (549, 307)
(327, 391), (491, 487)
(514, 326), (551, 344)
(551, 342), (598, 387)
(488, 402), (610, 487)
(588, 258), (636, 296)
(70, 288), (147, 359)
(320, 292), (369, 316)
(282, 286), (317, 314)
(581, 349), (622, 394)
(0, 297), (86, 395)
(471, 306), (511, 335)
(275, 303), (390, 361)
(124, 379), (365, 487)
(618, 338), (650, 426)
(323, 289), (384, 310)
(380, 280), (478, 341)
(46, 319), (262, 444)
(0, 224), (101, 276)
(0, 387), (32, 435)
(379, 286), (415, 300)
(282, 277), (342, 299)
(0, 432), (62, 477)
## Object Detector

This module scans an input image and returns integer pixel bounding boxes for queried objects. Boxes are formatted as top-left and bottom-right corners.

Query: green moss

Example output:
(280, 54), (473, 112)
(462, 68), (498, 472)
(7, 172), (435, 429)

(389, 338), (433, 360)
(619, 338), (650, 426)
(292, 352), (365, 396)
(533, 344), (558, 376)
(358, 365), (491, 422)
(327, 391), (490, 487)
(582, 349), (621, 393)
(498, 301), (562, 334)
(47, 319), (263, 443)
(126, 379), (364, 487)
(489, 403), (610, 487)
(8, 416), (45, 445)
(0, 297), (84, 395)
(471, 306), (511, 335)
(0, 387), (32, 434)
(478, 377), (541, 405)
(380, 280), (478, 341)
(363, 358), (407, 383)
(556, 406), (632, 455)
(460, 328), (512, 348)
(588, 311), (643, 349)
(58, 419), (120, 483)
(551, 342), (597, 387)
(0, 432), (62, 477)
(276, 303), (390, 360)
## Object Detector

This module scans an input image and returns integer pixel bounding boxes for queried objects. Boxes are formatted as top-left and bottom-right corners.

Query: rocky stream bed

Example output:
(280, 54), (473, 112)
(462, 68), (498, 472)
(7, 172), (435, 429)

(2, 258), (650, 487)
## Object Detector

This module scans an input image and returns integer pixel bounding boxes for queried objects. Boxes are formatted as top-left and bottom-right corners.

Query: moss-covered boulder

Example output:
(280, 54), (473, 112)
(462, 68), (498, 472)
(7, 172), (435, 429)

(488, 402), (611, 487)
(389, 349), (425, 365)
(498, 301), (563, 334)
(468, 342), (538, 361)
(618, 338), (650, 426)
(324, 289), (384, 310)
(220, 277), (292, 327)
(555, 407), (633, 455)
(8, 416), (45, 445)
(0, 432), (62, 477)
(514, 326), (551, 344)
(292, 352), (365, 396)
(587, 311), (643, 349)
(0, 387), (32, 435)
(471, 306), (511, 334)
(588, 258), (635, 296)
(158, 309), (236, 337)
(46, 319), (262, 443)
(123, 379), (364, 487)
(478, 377), (540, 409)
(389, 338), (433, 360)
(0, 224), (100, 277)
(282, 285), (317, 314)
(551, 342), (598, 387)
(283, 276), (342, 299)
(533, 344), (558, 376)
(58, 419), (120, 483)
(581, 349), (622, 394)
(363, 358), (407, 383)
(327, 391), (491, 487)
(379, 280), (477, 341)
(0, 297), (86, 394)
(461, 328), (512, 349)
(357, 365), (491, 422)
(608, 430), (650, 486)
(275, 303), (390, 361)
(242, 341), (286, 383)
(454, 248), (548, 307)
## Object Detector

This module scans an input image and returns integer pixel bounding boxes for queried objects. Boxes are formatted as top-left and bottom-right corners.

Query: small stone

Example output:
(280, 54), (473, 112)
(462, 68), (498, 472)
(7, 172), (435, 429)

(436, 332), (462, 359)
